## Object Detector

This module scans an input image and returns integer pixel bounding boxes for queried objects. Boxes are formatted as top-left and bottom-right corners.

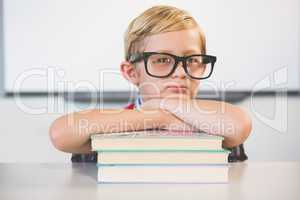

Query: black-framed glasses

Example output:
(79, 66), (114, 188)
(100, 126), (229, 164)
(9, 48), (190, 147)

(129, 52), (216, 80)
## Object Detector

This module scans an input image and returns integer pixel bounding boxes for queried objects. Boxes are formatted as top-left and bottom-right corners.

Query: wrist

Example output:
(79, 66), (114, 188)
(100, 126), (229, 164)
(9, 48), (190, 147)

(139, 108), (168, 129)
(159, 98), (186, 117)
(157, 109), (174, 128)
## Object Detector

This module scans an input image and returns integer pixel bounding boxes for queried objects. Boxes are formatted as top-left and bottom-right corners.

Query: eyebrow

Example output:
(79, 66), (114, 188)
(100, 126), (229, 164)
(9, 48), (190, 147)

(154, 50), (202, 55)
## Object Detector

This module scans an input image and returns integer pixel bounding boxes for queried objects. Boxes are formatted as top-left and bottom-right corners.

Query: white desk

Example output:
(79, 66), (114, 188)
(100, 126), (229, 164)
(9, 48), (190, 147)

(0, 162), (299, 200)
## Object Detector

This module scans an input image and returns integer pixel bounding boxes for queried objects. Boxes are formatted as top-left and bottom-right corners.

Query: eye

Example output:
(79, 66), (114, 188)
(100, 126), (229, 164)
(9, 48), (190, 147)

(154, 57), (172, 64)
(187, 57), (201, 64)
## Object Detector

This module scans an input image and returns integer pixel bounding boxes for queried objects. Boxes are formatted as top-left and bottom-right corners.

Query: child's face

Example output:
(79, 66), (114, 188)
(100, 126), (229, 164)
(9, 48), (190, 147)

(121, 28), (202, 102)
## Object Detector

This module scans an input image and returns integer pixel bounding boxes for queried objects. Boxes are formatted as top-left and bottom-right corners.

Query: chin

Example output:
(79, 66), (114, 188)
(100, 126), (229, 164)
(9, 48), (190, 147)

(162, 92), (192, 100)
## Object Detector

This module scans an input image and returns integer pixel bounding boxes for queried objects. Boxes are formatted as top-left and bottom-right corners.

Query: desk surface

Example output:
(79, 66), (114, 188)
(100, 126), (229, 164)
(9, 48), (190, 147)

(0, 162), (299, 200)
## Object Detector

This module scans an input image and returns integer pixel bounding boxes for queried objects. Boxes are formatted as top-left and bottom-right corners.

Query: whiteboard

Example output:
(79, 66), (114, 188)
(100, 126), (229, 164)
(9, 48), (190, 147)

(3, 0), (300, 93)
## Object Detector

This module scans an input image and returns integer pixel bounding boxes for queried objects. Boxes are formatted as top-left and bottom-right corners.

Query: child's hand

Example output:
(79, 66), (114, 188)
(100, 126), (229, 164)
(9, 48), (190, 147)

(141, 98), (193, 114)
(140, 98), (196, 132)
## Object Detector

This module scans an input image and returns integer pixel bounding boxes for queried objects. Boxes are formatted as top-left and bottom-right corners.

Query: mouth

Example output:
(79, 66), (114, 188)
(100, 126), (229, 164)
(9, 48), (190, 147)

(165, 85), (188, 94)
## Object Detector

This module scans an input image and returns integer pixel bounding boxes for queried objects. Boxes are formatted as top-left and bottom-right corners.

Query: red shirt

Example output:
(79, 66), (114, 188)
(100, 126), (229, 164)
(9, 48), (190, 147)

(124, 103), (135, 110)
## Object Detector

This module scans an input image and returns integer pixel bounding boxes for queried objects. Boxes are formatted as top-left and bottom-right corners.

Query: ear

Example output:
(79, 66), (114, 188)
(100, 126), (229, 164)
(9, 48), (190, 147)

(120, 61), (140, 86)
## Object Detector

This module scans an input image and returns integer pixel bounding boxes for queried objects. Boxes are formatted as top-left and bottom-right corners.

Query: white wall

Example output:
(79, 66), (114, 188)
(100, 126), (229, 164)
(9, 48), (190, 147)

(3, 0), (299, 92)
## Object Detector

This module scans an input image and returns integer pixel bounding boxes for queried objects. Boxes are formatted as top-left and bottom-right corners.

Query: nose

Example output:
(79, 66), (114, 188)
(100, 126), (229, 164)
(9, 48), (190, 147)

(171, 61), (186, 79)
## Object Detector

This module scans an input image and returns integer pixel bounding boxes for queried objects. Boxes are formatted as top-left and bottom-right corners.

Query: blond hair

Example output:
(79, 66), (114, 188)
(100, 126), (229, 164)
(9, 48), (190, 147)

(124, 5), (206, 61)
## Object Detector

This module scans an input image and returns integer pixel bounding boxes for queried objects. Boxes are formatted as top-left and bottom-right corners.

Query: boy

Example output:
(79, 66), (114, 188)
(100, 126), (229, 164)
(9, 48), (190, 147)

(49, 5), (252, 162)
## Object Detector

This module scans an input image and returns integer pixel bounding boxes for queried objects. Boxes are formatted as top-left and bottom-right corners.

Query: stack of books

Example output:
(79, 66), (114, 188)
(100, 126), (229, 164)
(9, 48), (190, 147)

(91, 130), (229, 183)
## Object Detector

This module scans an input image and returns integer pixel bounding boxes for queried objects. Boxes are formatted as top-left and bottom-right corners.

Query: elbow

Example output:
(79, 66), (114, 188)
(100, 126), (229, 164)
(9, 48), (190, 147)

(49, 117), (69, 152)
(239, 109), (252, 142)
(223, 109), (253, 148)
(235, 109), (253, 146)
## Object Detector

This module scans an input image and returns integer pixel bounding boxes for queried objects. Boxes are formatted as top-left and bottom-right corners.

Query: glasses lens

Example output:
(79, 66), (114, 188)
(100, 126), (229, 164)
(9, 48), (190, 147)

(186, 55), (213, 79)
(147, 54), (175, 77)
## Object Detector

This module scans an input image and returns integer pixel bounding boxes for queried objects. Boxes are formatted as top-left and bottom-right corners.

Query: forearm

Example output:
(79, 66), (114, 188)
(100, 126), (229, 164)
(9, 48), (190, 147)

(162, 99), (252, 148)
(49, 108), (165, 153)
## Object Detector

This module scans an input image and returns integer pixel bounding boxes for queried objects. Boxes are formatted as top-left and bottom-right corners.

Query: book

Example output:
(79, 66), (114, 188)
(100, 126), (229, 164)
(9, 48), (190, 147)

(91, 130), (224, 151)
(97, 150), (229, 164)
(91, 130), (228, 184)
(97, 164), (228, 183)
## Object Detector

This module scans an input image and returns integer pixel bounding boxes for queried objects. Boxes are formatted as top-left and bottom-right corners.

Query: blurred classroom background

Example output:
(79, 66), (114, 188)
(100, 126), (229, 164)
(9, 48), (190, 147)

(0, 0), (299, 162)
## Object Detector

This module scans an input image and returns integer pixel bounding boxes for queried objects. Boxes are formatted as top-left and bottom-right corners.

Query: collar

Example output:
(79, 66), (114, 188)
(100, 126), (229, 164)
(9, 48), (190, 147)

(134, 95), (143, 110)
